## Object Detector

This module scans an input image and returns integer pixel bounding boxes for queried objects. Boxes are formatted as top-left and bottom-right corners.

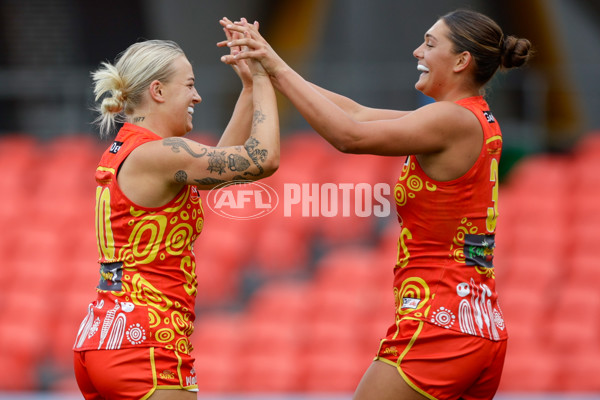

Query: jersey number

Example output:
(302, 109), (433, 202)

(96, 186), (116, 260)
(486, 158), (499, 233)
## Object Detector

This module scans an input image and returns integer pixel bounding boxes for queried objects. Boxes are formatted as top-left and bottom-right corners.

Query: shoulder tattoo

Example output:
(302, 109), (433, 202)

(174, 170), (188, 183)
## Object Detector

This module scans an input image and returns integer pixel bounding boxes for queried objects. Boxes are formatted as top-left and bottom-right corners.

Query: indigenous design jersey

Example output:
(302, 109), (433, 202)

(390, 96), (506, 341)
(74, 123), (204, 354)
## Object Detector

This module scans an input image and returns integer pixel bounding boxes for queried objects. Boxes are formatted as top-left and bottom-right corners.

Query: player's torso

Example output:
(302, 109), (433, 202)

(391, 96), (507, 341)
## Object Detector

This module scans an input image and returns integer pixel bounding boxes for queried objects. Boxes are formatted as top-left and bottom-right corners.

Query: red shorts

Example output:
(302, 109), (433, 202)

(375, 318), (507, 400)
(73, 347), (198, 400)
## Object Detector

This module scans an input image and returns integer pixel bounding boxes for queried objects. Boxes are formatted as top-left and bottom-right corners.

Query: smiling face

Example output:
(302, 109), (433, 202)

(161, 55), (202, 136)
(412, 19), (462, 100)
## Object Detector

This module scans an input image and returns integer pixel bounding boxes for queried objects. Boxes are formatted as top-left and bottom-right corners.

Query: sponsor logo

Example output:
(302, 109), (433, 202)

(483, 111), (496, 123)
(109, 141), (123, 154)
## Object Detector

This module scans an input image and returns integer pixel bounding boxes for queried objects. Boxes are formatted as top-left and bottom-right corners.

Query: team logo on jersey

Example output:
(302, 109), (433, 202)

(464, 234), (495, 269)
(160, 370), (176, 380)
(109, 141), (123, 154)
(483, 111), (496, 123)
(401, 297), (422, 309)
(97, 262), (123, 291)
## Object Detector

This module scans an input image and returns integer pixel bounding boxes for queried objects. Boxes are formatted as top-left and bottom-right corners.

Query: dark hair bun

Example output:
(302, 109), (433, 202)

(501, 36), (532, 69)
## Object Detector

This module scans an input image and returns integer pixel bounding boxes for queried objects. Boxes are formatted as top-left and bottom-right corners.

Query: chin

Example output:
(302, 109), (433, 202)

(415, 82), (425, 94)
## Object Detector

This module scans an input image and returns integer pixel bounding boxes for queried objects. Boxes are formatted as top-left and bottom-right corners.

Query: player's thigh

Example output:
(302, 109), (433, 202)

(147, 389), (197, 400)
(353, 360), (428, 400)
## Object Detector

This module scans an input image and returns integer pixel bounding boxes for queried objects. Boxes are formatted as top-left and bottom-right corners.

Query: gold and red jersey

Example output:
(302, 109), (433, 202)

(391, 96), (506, 341)
(74, 123), (204, 354)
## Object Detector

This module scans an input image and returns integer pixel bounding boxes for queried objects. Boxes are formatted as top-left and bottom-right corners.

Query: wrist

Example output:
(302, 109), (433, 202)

(270, 64), (290, 81)
(252, 73), (271, 81)
(270, 66), (291, 87)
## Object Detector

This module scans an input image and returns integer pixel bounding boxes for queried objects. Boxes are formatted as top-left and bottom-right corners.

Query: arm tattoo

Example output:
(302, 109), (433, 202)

(207, 150), (227, 175)
(251, 110), (266, 133)
(243, 137), (268, 177)
(227, 153), (251, 171)
(194, 177), (226, 186)
(162, 137), (208, 158)
(194, 175), (249, 186)
(174, 170), (188, 183)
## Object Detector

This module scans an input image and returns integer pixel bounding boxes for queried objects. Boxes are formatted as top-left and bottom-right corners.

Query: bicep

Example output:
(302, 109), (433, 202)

(344, 103), (472, 156)
(310, 83), (409, 122)
(354, 106), (411, 122)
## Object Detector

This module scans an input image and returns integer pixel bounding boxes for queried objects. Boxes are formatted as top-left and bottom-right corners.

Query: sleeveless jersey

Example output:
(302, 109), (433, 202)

(74, 123), (204, 354)
(391, 96), (506, 341)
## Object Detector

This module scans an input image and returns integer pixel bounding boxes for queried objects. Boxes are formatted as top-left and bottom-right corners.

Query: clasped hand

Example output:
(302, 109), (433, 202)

(217, 17), (284, 78)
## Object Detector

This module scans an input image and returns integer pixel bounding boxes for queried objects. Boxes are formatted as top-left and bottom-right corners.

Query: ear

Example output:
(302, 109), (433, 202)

(454, 51), (472, 73)
(149, 80), (166, 103)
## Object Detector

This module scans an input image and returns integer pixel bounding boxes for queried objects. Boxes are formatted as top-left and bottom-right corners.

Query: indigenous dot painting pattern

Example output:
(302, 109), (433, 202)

(385, 96), (506, 343)
(74, 124), (204, 355)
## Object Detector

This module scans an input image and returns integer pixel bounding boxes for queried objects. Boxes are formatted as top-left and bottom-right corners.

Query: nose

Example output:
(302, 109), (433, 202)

(413, 43), (424, 59)
(193, 88), (201, 104)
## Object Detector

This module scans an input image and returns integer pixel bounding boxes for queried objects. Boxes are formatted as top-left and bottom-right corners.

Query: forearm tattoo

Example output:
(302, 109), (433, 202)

(243, 136), (268, 177)
(162, 137), (208, 158)
(251, 110), (266, 133)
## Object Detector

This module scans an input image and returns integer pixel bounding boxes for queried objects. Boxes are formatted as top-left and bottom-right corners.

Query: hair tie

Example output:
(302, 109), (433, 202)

(498, 34), (506, 52)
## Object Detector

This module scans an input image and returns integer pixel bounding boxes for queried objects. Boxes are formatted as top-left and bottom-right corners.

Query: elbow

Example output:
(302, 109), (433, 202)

(262, 154), (280, 178)
(332, 136), (360, 154)
(335, 141), (353, 154)
(324, 122), (363, 154)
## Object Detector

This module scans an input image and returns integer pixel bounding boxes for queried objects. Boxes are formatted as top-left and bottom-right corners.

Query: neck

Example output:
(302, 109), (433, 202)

(433, 86), (481, 102)
(130, 113), (170, 138)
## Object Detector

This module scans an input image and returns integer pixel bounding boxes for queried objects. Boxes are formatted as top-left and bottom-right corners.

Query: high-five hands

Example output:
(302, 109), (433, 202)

(217, 18), (287, 78)
(218, 17), (255, 85)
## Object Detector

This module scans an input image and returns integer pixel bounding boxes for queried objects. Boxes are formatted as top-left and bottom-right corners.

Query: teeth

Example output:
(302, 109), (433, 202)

(187, 107), (194, 115)
(417, 65), (429, 72)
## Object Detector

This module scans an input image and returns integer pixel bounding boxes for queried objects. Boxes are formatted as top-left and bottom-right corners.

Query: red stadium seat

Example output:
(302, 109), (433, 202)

(499, 344), (561, 391)
(252, 221), (311, 276)
(301, 350), (367, 392)
(561, 349), (600, 391)
(548, 287), (600, 352)
(245, 280), (312, 324)
(235, 315), (304, 392)
(191, 312), (242, 392)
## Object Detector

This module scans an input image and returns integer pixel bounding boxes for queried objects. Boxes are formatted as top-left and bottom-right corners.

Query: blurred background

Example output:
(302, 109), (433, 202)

(0, 0), (599, 399)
